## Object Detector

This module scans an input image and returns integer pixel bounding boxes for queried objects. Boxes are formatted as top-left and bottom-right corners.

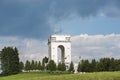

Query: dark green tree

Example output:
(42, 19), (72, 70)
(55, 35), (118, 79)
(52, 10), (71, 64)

(80, 60), (90, 72)
(34, 61), (38, 70)
(42, 56), (48, 70)
(31, 60), (35, 70)
(115, 59), (120, 71)
(57, 62), (62, 71)
(47, 60), (56, 71)
(61, 62), (66, 71)
(99, 58), (110, 71)
(41, 58), (45, 71)
(109, 58), (115, 71)
(43, 56), (48, 63)
(19, 61), (24, 72)
(1, 47), (20, 75)
(25, 60), (31, 72)
(69, 61), (74, 73)
(96, 61), (101, 72)
(91, 59), (97, 72)
(37, 61), (42, 70)
(77, 62), (81, 72)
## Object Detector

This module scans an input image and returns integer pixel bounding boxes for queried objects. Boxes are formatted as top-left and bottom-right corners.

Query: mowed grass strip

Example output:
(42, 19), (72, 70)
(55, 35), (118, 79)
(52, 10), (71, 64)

(0, 72), (120, 80)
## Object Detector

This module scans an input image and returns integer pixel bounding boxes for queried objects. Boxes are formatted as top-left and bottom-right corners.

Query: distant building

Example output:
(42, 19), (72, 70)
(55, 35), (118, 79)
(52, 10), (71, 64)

(48, 35), (71, 67)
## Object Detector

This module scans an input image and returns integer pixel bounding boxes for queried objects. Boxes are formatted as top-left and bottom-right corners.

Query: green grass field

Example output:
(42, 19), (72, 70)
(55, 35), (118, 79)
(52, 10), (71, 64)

(0, 72), (120, 80)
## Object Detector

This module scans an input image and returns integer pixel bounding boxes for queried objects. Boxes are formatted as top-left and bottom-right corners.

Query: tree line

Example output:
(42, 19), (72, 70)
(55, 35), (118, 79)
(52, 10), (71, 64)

(23, 57), (47, 72)
(0, 46), (74, 76)
(21, 57), (120, 73)
(77, 58), (120, 72)
(20, 59), (74, 73)
(0, 46), (120, 76)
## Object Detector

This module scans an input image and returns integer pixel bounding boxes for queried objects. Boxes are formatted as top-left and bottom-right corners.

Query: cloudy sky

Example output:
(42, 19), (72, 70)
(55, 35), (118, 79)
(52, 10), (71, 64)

(0, 0), (120, 62)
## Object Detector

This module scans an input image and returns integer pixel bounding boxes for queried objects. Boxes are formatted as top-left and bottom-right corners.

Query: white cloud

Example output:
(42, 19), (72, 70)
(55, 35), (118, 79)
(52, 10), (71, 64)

(71, 34), (120, 62)
(0, 36), (48, 62)
(0, 34), (120, 63)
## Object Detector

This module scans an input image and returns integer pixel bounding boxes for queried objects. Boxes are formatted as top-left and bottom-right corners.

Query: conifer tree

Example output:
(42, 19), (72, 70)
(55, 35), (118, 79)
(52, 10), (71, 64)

(69, 61), (74, 73)
(57, 62), (62, 71)
(61, 62), (66, 71)
(91, 59), (97, 72)
(38, 61), (42, 70)
(31, 60), (35, 70)
(80, 60), (90, 72)
(25, 60), (31, 72)
(41, 59), (45, 71)
(34, 61), (38, 70)
(19, 61), (24, 72)
(77, 62), (81, 72)
(43, 56), (48, 63)
(1, 47), (20, 75)
(109, 58), (115, 71)
(47, 60), (56, 71)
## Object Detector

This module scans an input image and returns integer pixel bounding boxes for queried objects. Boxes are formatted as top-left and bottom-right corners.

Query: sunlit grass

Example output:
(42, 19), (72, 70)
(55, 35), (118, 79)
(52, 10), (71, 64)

(0, 71), (120, 80)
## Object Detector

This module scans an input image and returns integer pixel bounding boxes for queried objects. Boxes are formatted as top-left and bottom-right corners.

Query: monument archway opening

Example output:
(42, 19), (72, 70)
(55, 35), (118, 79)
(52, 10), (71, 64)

(57, 45), (65, 63)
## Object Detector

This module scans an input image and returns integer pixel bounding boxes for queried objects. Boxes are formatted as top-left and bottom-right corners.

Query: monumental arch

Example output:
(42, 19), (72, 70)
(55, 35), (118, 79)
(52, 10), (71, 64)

(48, 35), (71, 65)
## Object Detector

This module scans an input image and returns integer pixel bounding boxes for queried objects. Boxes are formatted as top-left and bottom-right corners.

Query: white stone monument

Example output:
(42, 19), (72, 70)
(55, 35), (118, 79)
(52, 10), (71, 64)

(48, 35), (71, 66)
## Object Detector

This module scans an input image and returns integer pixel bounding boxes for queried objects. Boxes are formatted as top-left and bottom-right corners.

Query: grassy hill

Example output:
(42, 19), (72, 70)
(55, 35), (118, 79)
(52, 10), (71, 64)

(0, 72), (120, 80)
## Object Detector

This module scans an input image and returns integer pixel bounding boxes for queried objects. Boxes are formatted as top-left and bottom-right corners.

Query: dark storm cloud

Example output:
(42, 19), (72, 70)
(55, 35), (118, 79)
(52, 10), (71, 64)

(0, 0), (120, 39)
(0, 0), (54, 39)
